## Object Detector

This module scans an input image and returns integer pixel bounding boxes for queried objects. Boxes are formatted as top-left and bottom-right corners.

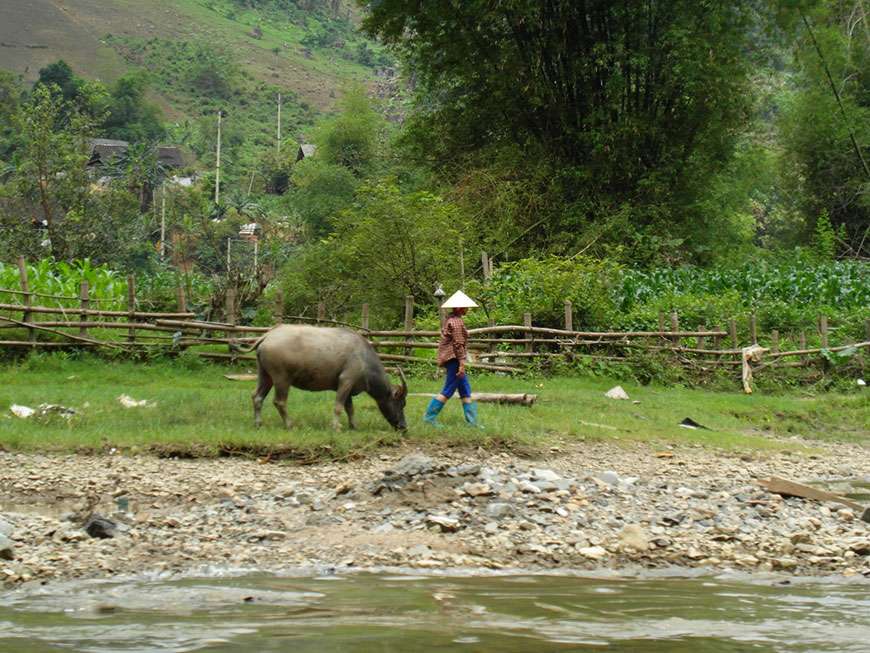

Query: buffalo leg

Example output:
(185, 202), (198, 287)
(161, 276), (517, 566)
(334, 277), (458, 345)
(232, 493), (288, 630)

(333, 381), (354, 431)
(273, 380), (292, 429)
(252, 367), (274, 428)
(344, 396), (356, 430)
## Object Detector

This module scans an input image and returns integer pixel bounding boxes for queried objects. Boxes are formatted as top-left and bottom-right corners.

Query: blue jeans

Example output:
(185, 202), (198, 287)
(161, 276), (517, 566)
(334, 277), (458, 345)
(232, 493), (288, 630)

(440, 359), (472, 399)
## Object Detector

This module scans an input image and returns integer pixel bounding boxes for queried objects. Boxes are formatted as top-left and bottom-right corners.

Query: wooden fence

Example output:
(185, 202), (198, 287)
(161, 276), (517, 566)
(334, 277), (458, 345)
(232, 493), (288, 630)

(1, 257), (868, 379)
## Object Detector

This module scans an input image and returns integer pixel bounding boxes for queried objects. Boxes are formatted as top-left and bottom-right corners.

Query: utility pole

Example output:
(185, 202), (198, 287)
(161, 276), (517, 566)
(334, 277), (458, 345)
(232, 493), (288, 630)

(226, 237), (232, 273)
(459, 236), (465, 289)
(159, 182), (166, 260)
(253, 238), (259, 277)
(277, 93), (282, 155)
(215, 110), (222, 205)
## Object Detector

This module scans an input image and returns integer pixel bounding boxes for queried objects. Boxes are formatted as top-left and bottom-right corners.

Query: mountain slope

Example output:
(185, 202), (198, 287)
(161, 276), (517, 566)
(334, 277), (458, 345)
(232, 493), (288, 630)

(0, 0), (383, 114)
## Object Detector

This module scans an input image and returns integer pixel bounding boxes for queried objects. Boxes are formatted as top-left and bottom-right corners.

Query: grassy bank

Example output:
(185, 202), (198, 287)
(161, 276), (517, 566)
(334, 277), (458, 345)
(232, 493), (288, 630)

(0, 354), (866, 460)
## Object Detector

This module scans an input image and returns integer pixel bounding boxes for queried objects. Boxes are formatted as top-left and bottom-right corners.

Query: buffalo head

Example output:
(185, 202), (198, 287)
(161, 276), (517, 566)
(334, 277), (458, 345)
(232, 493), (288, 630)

(377, 367), (408, 431)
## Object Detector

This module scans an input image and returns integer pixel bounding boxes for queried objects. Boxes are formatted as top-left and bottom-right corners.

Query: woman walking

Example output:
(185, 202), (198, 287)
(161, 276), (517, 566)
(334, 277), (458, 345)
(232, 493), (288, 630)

(423, 290), (482, 428)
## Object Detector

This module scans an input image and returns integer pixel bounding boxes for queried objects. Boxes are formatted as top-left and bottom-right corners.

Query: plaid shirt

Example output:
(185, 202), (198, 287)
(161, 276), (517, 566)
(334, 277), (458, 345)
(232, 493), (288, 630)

(437, 314), (469, 366)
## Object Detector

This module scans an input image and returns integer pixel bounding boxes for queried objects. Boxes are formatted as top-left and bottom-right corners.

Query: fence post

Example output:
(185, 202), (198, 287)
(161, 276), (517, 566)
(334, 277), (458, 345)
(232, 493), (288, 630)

(176, 283), (187, 314)
(17, 256), (34, 342)
(819, 315), (829, 349)
(361, 303), (370, 331)
(658, 311), (665, 334)
(696, 324), (706, 352)
(404, 295), (414, 356)
(126, 275), (136, 344)
(272, 289), (284, 324)
(225, 287), (237, 327)
(670, 311), (679, 347)
(524, 312), (533, 353)
(771, 329), (779, 354)
(79, 281), (89, 338)
(481, 252), (491, 281)
(799, 330), (807, 365)
(749, 313), (758, 345)
(712, 324), (722, 351)
(564, 300), (573, 332)
(729, 319), (738, 350)
(317, 302), (326, 324)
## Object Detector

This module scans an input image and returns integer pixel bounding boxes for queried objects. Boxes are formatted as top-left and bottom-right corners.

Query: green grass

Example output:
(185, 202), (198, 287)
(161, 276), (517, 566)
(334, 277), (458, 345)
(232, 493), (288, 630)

(1, 354), (866, 460)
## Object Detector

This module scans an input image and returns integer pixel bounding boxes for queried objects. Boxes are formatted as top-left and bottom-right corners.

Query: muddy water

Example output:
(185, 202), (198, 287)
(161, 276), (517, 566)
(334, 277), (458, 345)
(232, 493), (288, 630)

(1, 571), (868, 652)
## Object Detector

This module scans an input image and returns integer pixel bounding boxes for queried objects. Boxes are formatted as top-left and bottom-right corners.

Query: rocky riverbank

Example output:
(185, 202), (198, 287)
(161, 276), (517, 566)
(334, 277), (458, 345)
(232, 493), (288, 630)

(1, 439), (868, 586)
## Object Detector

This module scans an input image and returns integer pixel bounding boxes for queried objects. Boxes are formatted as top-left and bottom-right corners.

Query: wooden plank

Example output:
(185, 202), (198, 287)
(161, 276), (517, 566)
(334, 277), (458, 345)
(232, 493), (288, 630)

(176, 284), (187, 314)
(79, 281), (89, 338)
(759, 476), (869, 522)
(524, 312), (533, 353)
(225, 373), (258, 381)
(17, 257), (34, 342)
(408, 392), (537, 406)
(0, 303), (194, 319)
(404, 295), (414, 356)
(126, 275), (136, 344)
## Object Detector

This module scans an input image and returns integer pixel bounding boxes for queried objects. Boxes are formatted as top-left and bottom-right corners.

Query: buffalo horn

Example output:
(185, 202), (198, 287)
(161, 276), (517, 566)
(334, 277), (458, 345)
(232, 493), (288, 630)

(397, 367), (408, 395)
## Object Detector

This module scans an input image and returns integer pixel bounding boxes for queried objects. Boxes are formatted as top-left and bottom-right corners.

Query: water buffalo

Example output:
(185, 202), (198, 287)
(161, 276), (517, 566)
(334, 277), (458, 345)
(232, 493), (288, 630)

(249, 325), (408, 431)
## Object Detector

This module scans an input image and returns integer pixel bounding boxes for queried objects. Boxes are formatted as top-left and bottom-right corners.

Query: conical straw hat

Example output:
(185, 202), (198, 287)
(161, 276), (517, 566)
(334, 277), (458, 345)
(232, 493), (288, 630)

(441, 290), (479, 309)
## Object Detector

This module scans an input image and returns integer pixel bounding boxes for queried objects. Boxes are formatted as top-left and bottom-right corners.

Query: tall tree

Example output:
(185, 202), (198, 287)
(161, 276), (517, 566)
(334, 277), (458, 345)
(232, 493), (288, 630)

(779, 1), (870, 254)
(361, 0), (786, 261)
(11, 84), (91, 252)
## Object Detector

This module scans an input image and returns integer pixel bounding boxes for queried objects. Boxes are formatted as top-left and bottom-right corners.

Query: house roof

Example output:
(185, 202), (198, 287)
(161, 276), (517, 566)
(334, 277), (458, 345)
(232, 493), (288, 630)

(156, 146), (184, 168)
(86, 140), (186, 169)
(296, 143), (316, 161)
(88, 139), (129, 166)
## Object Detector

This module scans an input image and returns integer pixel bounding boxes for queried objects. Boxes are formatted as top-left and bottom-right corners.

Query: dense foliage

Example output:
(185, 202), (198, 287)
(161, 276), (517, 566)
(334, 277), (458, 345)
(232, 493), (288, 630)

(0, 259), (127, 309)
(0, 0), (868, 350)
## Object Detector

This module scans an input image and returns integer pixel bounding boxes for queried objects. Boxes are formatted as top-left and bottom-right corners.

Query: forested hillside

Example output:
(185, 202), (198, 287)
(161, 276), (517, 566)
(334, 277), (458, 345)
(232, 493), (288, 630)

(0, 0), (867, 345)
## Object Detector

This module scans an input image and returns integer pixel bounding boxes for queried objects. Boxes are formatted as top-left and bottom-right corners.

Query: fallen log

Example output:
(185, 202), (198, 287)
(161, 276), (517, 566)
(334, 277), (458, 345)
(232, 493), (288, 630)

(759, 476), (870, 523)
(408, 392), (537, 406)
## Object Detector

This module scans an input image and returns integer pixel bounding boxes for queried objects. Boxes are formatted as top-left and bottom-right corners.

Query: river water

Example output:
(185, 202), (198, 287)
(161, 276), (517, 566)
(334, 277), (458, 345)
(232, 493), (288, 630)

(1, 570), (868, 652)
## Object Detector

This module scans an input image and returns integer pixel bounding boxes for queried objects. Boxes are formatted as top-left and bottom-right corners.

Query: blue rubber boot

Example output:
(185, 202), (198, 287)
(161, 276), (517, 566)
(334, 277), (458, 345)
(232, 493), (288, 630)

(423, 398), (445, 428)
(462, 401), (483, 428)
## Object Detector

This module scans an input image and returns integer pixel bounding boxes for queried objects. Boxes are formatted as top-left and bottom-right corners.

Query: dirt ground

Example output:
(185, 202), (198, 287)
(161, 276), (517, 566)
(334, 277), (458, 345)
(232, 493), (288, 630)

(1, 437), (868, 587)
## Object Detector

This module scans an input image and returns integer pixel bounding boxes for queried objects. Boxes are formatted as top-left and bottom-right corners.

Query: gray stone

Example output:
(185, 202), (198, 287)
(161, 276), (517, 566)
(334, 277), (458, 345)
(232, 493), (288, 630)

(84, 515), (117, 539)
(427, 515), (461, 532)
(486, 503), (515, 519)
(531, 480), (558, 492)
(532, 469), (561, 482)
(0, 533), (13, 560)
(385, 454), (435, 478)
(518, 480), (542, 494)
(597, 471), (620, 486)
(463, 482), (493, 497)
(578, 545), (608, 559)
(448, 464), (480, 477)
(0, 518), (14, 537)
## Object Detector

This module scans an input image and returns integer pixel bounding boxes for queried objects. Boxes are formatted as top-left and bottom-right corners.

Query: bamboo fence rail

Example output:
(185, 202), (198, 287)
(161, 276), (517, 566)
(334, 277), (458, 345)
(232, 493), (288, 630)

(1, 262), (867, 384)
